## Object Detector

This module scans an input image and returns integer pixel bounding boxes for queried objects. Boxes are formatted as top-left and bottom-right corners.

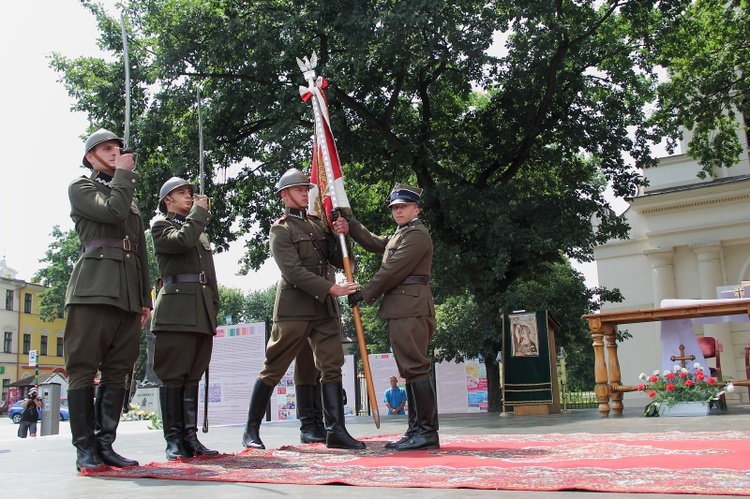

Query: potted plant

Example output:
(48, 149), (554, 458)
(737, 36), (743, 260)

(638, 363), (734, 417)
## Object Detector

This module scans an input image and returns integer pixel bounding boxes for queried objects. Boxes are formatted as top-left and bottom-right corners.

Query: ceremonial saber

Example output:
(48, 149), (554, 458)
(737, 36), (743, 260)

(197, 86), (210, 433)
(298, 54), (380, 428)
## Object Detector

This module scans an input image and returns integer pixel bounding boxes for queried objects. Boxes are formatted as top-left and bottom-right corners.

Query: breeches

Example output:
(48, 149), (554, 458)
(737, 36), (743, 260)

(153, 331), (213, 387)
(259, 317), (344, 386)
(64, 304), (140, 390)
(293, 340), (321, 385)
(388, 315), (437, 382)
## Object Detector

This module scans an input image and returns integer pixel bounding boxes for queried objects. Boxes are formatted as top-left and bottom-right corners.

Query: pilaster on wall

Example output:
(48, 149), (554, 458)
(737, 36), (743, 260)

(644, 248), (676, 307)
(691, 243), (738, 385)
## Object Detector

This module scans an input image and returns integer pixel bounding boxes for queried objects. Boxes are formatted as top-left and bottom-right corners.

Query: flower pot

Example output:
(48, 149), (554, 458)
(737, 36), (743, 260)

(658, 401), (710, 417)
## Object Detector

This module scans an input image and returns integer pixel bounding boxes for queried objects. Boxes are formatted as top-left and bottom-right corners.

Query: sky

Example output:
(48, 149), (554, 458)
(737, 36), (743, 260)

(0, 1), (279, 291)
(0, 0), (601, 291)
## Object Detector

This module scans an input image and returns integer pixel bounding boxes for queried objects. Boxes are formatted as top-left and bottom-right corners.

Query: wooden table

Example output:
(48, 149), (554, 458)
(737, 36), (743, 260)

(583, 300), (750, 417)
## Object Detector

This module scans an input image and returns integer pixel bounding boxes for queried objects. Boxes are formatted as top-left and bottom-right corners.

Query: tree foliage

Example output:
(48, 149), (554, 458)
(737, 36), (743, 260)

(50, 0), (727, 406)
(650, 0), (750, 178)
(34, 226), (79, 322)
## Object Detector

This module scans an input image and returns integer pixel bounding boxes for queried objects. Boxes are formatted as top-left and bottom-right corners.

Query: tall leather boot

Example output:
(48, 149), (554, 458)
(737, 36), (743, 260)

(395, 379), (440, 451)
(159, 386), (190, 460)
(183, 385), (219, 457)
(242, 380), (274, 449)
(385, 382), (417, 449)
(312, 384), (326, 439)
(296, 384), (326, 443)
(321, 382), (366, 450)
(95, 385), (139, 467)
(67, 387), (103, 471)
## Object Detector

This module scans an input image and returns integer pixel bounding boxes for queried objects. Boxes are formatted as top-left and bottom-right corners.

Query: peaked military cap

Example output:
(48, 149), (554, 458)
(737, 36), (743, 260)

(388, 183), (423, 206)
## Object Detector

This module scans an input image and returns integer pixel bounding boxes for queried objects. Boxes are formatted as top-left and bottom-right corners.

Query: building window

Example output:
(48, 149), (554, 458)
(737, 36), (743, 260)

(57, 337), (64, 357)
(24, 293), (32, 314)
(22, 334), (30, 354)
(5, 290), (12, 311)
(3, 332), (11, 353)
(40, 336), (48, 356)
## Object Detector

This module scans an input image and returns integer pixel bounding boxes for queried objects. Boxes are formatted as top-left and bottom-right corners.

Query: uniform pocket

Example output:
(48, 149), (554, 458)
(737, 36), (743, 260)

(72, 250), (122, 298)
(153, 284), (197, 326)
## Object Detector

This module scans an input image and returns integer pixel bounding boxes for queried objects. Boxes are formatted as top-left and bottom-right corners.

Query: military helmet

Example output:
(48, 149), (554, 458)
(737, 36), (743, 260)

(274, 168), (314, 195)
(158, 177), (195, 213)
(82, 128), (124, 168)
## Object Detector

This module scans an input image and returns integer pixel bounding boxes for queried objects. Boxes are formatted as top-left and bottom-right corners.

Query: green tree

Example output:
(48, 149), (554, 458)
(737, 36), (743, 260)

(217, 285), (247, 326)
(34, 226), (79, 322)
(650, 0), (750, 177)
(53, 1), (707, 409)
(245, 286), (276, 323)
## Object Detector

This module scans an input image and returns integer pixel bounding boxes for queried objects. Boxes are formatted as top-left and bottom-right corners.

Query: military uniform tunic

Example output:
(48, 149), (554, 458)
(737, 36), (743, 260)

(348, 218), (436, 382)
(151, 206), (219, 386)
(259, 209), (346, 385)
(64, 170), (153, 390)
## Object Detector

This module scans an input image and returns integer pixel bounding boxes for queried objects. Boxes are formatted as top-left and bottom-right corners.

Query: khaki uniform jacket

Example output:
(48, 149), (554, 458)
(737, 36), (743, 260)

(348, 218), (435, 319)
(270, 212), (343, 321)
(151, 206), (220, 335)
(65, 170), (152, 314)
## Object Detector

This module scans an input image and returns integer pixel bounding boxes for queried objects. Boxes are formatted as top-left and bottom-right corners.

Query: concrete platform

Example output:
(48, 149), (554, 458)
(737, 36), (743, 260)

(2, 404), (748, 498)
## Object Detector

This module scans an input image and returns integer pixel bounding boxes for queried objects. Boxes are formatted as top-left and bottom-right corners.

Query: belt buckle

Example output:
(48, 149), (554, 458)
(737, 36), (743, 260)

(199, 272), (207, 284)
(122, 239), (132, 251)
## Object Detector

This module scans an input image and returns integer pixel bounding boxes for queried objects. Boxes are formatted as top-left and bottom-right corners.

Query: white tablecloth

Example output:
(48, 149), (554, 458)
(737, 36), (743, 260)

(659, 298), (750, 372)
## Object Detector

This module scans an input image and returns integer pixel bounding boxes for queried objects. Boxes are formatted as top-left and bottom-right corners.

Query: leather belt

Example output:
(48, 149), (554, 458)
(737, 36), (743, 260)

(401, 275), (430, 285)
(305, 265), (330, 276)
(81, 238), (139, 255)
(161, 272), (208, 285)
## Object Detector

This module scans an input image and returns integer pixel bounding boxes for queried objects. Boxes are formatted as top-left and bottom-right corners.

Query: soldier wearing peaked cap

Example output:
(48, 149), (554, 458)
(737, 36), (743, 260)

(150, 177), (220, 460)
(64, 128), (152, 471)
(334, 183), (439, 451)
(241, 168), (365, 451)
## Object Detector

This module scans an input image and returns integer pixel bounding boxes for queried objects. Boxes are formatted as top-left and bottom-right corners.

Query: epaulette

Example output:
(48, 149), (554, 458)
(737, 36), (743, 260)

(273, 215), (289, 226)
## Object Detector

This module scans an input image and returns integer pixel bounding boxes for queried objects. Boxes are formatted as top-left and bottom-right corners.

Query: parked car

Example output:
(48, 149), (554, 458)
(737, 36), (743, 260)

(7, 399), (69, 423)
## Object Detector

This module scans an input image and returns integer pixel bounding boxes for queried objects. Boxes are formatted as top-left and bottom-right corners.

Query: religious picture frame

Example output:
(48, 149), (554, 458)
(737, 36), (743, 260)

(509, 312), (540, 358)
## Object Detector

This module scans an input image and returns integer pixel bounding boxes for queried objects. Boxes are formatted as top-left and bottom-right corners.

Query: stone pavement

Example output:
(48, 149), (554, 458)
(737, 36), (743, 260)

(1, 404), (748, 499)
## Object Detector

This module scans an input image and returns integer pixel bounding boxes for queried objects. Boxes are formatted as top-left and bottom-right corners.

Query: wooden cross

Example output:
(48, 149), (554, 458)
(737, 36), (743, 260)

(670, 344), (696, 369)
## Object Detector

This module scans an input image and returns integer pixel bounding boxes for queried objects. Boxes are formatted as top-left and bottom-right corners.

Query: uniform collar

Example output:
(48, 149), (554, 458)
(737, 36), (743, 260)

(286, 208), (307, 220)
(167, 212), (187, 226)
(91, 171), (113, 188)
(396, 218), (419, 233)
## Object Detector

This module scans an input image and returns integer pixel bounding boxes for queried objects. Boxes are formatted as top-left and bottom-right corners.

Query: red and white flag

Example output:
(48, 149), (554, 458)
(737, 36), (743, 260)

(298, 55), (351, 223)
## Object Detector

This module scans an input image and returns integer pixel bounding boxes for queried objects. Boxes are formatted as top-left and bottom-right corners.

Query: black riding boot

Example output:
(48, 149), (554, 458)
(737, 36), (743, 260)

(159, 386), (190, 460)
(395, 379), (440, 451)
(95, 385), (139, 467)
(242, 380), (274, 449)
(67, 387), (104, 471)
(183, 385), (219, 457)
(321, 382), (366, 450)
(385, 382), (417, 449)
(296, 384), (326, 443)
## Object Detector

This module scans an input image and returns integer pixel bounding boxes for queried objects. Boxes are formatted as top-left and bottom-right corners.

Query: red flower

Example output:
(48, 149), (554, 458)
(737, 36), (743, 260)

(696, 372), (705, 381)
(665, 372), (675, 380)
(648, 390), (656, 398)
(649, 375), (658, 383)
(685, 379), (695, 387)
(666, 383), (675, 392)
(638, 384), (645, 391)
(678, 371), (688, 378)
(708, 377), (716, 385)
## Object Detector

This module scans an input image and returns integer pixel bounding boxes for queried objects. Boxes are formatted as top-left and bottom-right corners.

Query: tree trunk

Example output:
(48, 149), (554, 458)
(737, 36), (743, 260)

(486, 361), (503, 413)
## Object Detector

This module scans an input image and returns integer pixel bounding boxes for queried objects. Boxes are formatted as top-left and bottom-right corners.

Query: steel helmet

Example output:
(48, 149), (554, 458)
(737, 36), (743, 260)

(82, 128), (124, 168)
(158, 177), (195, 213)
(274, 168), (314, 196)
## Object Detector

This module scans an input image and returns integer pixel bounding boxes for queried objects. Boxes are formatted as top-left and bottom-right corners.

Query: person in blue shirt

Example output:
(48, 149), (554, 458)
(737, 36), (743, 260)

(383, 376), (407, 415)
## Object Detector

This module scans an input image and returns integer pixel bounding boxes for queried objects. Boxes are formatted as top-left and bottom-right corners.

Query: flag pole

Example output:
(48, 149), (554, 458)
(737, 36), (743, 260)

(297, 53), (380, 429)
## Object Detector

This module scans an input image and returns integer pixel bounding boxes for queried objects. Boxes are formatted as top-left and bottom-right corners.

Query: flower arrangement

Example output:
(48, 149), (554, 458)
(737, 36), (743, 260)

(638, 363), (734, 416)
(121, 403), (163, 430)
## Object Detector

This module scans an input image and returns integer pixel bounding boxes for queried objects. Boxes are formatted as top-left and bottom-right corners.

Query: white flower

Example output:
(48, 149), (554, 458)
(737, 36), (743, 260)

(639, 373), (647, 380)
(663, 370), (671, 376)
(653, 369), (661, 375)
(680, 367), (688, 374)
(672, 365), (681, 372)
(726, 382), (735, 393)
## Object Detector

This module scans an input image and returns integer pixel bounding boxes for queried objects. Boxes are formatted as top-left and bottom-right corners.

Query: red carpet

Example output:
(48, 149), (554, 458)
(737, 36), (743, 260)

(82, 431), (750, 495)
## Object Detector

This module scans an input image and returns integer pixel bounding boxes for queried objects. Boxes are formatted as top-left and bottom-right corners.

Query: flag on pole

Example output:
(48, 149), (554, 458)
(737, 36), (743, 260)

(298, 56), (351, 223)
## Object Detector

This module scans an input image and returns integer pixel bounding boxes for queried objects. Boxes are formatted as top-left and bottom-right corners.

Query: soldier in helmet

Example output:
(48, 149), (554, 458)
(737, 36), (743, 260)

(337, 183), (439, 451)
(150, 177), (220, 460)
(64, 129), (152, 471)
(241, 168), (365, 450)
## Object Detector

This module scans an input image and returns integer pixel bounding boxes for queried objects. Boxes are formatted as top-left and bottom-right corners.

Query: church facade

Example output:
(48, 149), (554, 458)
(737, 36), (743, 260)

(593, 121), (750, 404)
